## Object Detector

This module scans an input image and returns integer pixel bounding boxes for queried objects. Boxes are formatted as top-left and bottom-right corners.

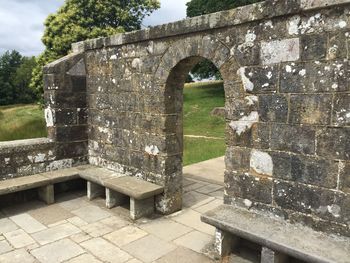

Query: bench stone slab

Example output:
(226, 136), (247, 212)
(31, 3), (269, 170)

(201, 205), (350, 263)
(104, 176), (164, 200)
(0, 175), (51, 195)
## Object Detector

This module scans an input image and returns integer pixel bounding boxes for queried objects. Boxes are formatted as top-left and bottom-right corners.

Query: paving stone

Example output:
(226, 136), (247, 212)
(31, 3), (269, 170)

(10, 213), (46, 234)
(99, 215), (130, 229)
(172, 209), (215, 235)
(0, 240), (12, 254)
(195, 184), (223, 195)
(183, 178), (197, 187)
(139, 218), (192, 241)
(65, 253), (102, 263)
(183, 191), (214, 208)
(31, 238), (84, 263)
(31, 222), (81, 245)
(173, 230), (213, 253)
(67, 216), (88, 227)
(81, 221), (113, 237)
(71, 205), (111, 223)
(126, 259), (143, 263)
(0, 248), (36, 263)
(70, 232), (92, 243)
(194, 199), (223, 214)
(4, 229), (35, 248)
(28, 204), (73, 226)
(1, 201), (44, 217)
(123, 235), (176, 263)
(104, 225), (148, 247)
(155, 247), (214, 263)
(0, 218), (18, 234)
(81, 237), (132, 262)
(48, 220), (68, 228)
(183, 182), (208, 193)
(57, 197), (90, 211)
(208, 190), (224, 200)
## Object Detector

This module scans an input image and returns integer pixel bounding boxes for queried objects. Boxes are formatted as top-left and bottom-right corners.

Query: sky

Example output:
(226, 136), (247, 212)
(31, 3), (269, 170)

(0, 0), (190, 57)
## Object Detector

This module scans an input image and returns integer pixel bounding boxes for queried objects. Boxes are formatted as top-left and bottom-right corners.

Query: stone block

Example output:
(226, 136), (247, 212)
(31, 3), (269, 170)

(259, 94), (288, 123)
(280, 61), (349, 93)
(261, 247), (288, 263)
(301, 0), (350, 10)
(130, 197), (155, 220)
(38, 184), (55, 205)
(271, 124), (316, 155)
(300, 34), (327, 60)
(237, 65), (278, 93)
(289, 94), (332, 125)
(340, 162), (350, 193)
(333, 93), (350, 126)
(328, 32), (348, 60)
(225, 172), (273, 205)
(213, 228), (238, 258)
(87, 181), (105, 201)
(105, 188), (128, 209)
(270, 152), (338, 188)
(261, 38), (300, 65)
(316, 127), (350, 160)
(225, 147), (251, 172)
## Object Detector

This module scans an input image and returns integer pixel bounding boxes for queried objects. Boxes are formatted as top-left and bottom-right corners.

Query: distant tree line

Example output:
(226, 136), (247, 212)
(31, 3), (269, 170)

(0, 50), (37, 106)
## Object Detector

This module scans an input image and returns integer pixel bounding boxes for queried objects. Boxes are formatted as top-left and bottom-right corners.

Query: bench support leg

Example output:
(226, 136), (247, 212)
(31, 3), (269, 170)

(261, 247), (288, 263)
(130, 197), (154, 220)
(214, 228), (239, 259)
(105, 188), (128, 209)
(87, 181), (104, 201)
(38, 185), (54, 205)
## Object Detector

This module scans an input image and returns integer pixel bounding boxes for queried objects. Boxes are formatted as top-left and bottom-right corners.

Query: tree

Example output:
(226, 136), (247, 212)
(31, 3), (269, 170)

(30, 0), (160, 96)
(186, 0), (261, 80)
(12, 56), (37, 104)
(0, 50), (22, 105)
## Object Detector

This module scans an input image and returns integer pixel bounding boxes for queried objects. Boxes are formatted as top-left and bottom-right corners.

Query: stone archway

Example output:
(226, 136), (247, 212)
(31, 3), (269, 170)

(153, 35), (244, 214)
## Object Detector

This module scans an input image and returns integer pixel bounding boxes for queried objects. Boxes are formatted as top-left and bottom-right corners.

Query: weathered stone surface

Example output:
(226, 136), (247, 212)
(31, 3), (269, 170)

(316, 127), (350, 160)
(289, 94), (332, 125)
(333, 93), (350, 126)
(271, 124), (316, 155)
(259, 95), (288, 123)
(261, 38), (300, 65)
(300, 34), (327, 60)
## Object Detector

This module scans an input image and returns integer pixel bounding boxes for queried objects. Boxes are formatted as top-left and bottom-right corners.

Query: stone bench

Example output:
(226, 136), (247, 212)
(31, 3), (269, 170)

(0, 166), (86, 205)
(201, 205), (350, 263)
(78, 167), (164, 220)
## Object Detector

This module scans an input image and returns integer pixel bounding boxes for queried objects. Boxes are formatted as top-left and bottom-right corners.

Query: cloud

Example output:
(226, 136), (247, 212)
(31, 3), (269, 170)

(0, 0), (189, 57)
(143, 0), (190, 27)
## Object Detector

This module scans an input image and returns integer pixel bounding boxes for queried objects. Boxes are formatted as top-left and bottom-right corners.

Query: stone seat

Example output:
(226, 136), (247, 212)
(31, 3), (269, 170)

(201, 205), (350, 263)
(78, 167), (164, 220)
(0, 166), (88, 205)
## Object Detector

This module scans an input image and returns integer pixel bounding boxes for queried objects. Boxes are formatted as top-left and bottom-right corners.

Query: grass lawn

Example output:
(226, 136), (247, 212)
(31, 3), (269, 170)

(183, 81), (226, 166)
(0, 104), (47, 141)
(0, 81), (225, 165)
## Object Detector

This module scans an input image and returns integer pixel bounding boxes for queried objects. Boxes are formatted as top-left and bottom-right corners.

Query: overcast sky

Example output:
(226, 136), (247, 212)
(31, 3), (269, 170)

(0, 0), (190, 57)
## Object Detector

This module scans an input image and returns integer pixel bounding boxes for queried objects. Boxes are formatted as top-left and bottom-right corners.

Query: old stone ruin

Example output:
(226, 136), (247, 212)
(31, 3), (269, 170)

(0, 0), (349, 262)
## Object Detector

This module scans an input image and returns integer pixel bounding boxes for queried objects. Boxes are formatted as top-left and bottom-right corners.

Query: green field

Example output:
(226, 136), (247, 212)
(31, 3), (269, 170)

(183, 81), (226, 165)
(0, 81), (225, 165)
(0, 104), (47, 141)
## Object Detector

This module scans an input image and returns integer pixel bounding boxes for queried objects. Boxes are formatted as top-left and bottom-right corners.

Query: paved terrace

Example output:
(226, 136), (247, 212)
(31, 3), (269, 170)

(0, 165), (242, 263)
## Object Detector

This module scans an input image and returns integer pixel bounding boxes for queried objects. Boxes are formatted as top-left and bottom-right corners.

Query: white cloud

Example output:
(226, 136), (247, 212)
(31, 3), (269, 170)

(0, 0), (189, 56)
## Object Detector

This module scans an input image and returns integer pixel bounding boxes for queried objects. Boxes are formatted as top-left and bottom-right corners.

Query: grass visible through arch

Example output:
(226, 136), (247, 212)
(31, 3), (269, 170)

(183, 81), (226, 166)
(0, 104), (47, 141)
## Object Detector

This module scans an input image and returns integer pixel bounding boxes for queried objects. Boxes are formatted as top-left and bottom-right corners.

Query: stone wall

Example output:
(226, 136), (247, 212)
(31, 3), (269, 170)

(0, 53), (89, 180)
(1, 0), (349, 237)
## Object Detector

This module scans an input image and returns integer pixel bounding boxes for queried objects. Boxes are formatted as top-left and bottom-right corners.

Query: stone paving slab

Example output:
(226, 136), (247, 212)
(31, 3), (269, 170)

(3, 229), (35, 248)
(71, 205), (111, 223)
(104, 225), (148, 247)
(81, 237), (132, 262)
(10, 213), (46, 234)
(172, 209), (215, 235)
(173, 230), (213, 253)
(0, 248), (36, 263)
(123, 235), (176, 263)
(0, 218), (18, 234)
(0, 240), (12, 254)
(31, 222), (81, 245)
(155, 247), (215, 263)
(66, 253), (102, 263)
(31, 238), (85, 263)
(28, 204), (73, 225)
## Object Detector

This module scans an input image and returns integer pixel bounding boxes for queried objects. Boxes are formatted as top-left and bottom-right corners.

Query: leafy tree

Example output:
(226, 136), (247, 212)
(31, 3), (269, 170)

(31, 0), (160, 96)
(12, 56), (37, 104)
(186, 0), (261, 80)
(0, 51), (22, 105)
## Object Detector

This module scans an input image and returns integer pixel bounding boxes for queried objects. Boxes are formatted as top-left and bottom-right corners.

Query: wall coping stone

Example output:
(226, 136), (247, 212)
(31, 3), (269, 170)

(0, 138), (53, 151)
(71, 0), (350, 53)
